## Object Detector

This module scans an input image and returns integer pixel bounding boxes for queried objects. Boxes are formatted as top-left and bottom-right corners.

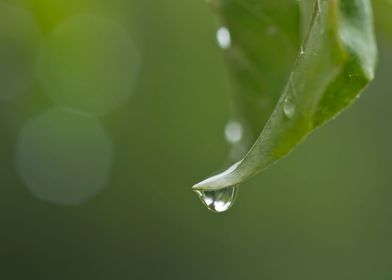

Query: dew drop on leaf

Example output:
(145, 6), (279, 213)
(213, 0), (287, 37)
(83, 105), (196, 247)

(300, 45), (305, 55)
(283, 96), (296, 118)
(194, 185), (239, 213)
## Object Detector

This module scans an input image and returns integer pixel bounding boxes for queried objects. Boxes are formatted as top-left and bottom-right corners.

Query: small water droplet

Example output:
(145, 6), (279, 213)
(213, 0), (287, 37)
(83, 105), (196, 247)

(283, 96), (296, 118)
(224, 121), (243, 144)
(195, 185), (238, 213)
(300, 46), (305, 55)
(216, 27), (231, 50)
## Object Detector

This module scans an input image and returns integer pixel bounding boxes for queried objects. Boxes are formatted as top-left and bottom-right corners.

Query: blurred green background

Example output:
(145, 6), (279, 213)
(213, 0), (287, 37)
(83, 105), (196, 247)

(1, 0), (392, 279)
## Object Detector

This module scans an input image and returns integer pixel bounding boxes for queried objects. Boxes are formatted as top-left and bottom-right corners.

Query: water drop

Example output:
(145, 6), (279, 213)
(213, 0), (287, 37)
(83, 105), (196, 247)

(283, 96), (296, 118)
(194, 185), (238, 213)
(224, 121), (243, 144)
(216, 27), (231, 49)
(300, 46), (305, 55)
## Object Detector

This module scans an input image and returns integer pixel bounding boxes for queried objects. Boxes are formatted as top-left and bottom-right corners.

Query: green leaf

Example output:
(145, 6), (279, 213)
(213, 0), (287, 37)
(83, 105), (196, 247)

(193, 0), (377, 191)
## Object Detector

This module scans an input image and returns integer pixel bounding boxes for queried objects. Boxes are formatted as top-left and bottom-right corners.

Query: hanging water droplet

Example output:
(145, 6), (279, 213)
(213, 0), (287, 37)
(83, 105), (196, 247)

(224, 121), (243, 144)
(283, 95), (296, 118)
(216, 27), (231, 50)
(194, 185), (239, 213)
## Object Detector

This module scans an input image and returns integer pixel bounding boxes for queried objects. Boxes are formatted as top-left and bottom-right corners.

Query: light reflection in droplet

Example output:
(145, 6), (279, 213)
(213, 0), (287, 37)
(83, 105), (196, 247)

(283, 96), (296, 118)
(300, 46), (305, 55)
(195, 185), (239, 213)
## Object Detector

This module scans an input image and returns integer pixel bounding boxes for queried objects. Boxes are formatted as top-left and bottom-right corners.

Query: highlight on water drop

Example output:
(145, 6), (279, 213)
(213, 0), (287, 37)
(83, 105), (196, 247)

(194, 185), (239, 213)
(283, 95), (296, 118)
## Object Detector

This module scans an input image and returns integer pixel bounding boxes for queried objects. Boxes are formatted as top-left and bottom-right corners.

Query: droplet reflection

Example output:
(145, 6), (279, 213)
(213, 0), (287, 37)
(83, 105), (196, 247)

(195, 185), (238, 213)
(283, 95), (296, 118)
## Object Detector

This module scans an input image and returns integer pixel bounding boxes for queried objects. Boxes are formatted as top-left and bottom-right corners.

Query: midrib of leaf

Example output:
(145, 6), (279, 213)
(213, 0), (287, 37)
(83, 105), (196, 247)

(193, 0), (377, 191)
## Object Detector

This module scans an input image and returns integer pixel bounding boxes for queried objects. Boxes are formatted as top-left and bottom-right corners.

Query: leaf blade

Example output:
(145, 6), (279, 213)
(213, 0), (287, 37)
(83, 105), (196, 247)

(194, 0), (377, 191)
